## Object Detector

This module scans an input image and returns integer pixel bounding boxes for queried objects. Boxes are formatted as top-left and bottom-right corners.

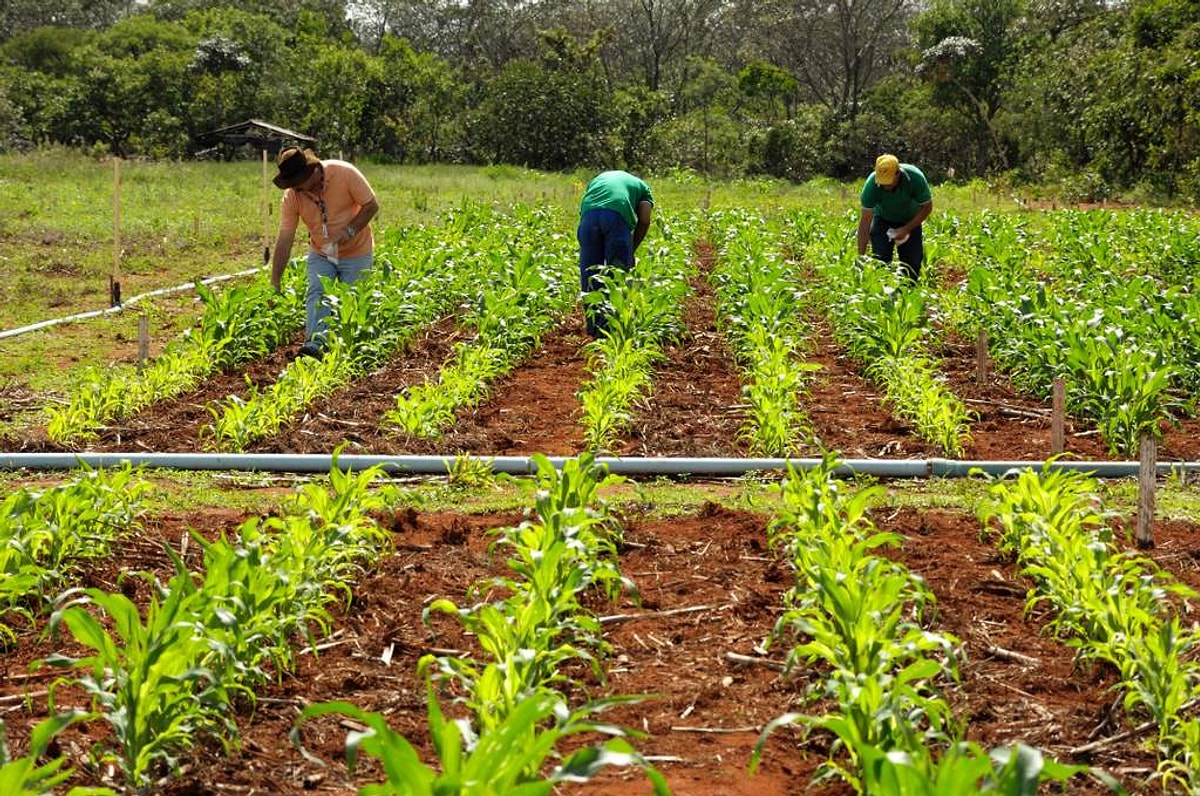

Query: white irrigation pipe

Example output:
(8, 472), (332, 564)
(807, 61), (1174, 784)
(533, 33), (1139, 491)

(0, 267), (265, 341)
(0, 452), (1195, 479)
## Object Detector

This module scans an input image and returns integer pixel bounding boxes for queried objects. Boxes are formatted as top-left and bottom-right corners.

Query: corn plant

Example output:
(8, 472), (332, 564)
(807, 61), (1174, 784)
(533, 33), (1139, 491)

(295, 683), (669, 795)
(31, 461), (390, 792)
(42, 580), (235, 789)
(385, 343), (510, 437)
(978, 466), (1200, 785)
(0, 713), (116, 796)
(756, 457), (961, 791)
(207, 342), (353, 450)
(44, 272), (304, 445)
(798, 223), (974, 456)
(577, 234), (693, 451)
(867, 355), (973, 457)
(853, 740), (1114, 795)
(956, 211), (1194, 456)
(425, 455), (628, 730)
(387, 232), (619, 443)
(0, 466), (148, 644)
(709, 210), (818, 455)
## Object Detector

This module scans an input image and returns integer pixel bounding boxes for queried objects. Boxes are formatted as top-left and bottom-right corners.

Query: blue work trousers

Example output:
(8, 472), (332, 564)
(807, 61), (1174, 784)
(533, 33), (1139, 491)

(305, 249), (373, 343)
(869, 216), (924, 281)
(577, 208), (634, 336)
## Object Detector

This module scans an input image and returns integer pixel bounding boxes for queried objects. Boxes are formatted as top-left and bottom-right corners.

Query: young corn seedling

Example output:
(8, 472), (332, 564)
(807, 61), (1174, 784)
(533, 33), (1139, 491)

(0, 713), (116, 796)
(41, 579), (235, 790)
(979, 466), (1200, 784)
(295, 682), (669, 795)
(0, 466), (148, 644)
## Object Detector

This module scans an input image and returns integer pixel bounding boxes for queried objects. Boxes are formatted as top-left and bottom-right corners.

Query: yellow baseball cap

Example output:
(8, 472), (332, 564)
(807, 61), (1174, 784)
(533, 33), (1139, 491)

(875, 154), (900, 187)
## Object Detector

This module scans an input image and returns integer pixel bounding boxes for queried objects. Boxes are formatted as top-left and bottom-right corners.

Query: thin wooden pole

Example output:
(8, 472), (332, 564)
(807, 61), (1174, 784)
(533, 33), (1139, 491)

(138, 314), (149, 366)
(1137, 433), (1157, 549)
(111, 157), (122, 306)
(975, 329), (988, 386)
(1051, 378), (1065, 455)
(262, 148), (271, 265)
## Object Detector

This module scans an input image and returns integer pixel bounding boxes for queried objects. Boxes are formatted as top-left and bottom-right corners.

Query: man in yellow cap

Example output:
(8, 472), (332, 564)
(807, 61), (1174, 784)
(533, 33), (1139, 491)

(855, 153), (933, 280)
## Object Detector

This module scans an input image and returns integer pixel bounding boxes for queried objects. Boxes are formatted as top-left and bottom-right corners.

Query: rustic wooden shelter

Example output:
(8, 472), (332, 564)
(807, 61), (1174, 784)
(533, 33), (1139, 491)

(195, 119), (316, 158)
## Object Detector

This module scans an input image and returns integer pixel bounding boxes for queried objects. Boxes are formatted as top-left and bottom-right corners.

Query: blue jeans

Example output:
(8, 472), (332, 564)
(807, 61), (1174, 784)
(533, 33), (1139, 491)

(577, 209), (633, 335)
(305, 249), (373, 343)
(869, 216), (924, 280)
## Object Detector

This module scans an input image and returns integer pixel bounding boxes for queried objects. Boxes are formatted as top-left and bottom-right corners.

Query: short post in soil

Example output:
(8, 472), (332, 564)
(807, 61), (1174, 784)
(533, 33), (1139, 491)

(1136, 432), (1156, 549)
(138, 314), (149, 367)
(975, 329), (988, 386)
(1051, 378), (1065, 455)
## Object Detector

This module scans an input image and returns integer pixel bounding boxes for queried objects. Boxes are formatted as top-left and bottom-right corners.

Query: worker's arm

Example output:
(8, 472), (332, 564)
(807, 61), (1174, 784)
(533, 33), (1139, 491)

(632, 201), (653, 253)
(856, 208), (873, 256)
(896, 200), (933, 239)
(338, 197), (380, 244)
(270, 228), (296, 292)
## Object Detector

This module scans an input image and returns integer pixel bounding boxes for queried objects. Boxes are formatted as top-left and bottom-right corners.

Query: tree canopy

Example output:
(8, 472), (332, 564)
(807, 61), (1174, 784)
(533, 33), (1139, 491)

(0, 0), (1196, 199)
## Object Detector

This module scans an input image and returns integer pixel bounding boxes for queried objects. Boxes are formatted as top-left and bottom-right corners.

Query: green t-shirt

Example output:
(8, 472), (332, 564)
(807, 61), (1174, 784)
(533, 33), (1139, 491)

(579, 171), (654, 230)
(860, 164), (932, 223)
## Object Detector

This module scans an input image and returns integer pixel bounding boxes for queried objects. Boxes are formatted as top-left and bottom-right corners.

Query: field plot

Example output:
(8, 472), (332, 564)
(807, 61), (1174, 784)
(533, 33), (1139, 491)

(3, 200), (1200, 795)
(2, 463), (1199, 795)
(8, 205), (1200, 463)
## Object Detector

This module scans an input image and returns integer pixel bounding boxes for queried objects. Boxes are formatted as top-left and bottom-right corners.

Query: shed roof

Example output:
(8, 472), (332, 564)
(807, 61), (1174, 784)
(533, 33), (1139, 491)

(196, 119), (316, 153)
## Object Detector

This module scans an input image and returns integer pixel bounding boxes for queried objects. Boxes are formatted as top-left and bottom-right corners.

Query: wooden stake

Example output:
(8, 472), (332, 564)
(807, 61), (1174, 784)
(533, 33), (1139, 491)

(138, 314), (149, 365)
(1051, 378), (1065, 455)
(975, 329), (988, 386)
(262, 148), (271, 265)
(1137, 433), (1157, 549)
(111, 157), (122, 306)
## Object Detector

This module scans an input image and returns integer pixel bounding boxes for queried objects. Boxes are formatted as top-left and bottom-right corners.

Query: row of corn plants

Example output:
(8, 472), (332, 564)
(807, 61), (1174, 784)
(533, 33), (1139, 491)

(206, 203), (534, 450)
(35, 462), (390, 791)
(296, 453), (669, 793)
(44, 273), (306, 446)
(942, 210), (1195, 456)
(978, 466), (1200, 791)
(708, 209), (818, 455)
(385, 210), (577, 437)
(756, 457), (1112, 793)
(795, 212), (974, 456)
(0, 466), (148, 647)
(577, 213), (695, 452)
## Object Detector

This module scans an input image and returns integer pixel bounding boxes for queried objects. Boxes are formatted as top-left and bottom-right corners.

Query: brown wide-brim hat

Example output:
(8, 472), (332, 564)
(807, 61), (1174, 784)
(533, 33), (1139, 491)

(274, 147), (321, 189)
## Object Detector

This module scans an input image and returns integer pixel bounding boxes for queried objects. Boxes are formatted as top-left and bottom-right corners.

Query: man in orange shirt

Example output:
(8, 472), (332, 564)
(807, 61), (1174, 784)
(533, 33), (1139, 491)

(270, 147), (379, 358)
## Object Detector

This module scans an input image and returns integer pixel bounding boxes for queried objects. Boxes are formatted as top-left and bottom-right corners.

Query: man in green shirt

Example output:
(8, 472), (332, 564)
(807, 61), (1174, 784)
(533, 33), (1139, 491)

(577, 170), (654, 336)
(856, 154), (933, 280)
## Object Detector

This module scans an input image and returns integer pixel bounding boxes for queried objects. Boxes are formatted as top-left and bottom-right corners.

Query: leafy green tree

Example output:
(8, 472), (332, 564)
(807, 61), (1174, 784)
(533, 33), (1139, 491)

(738, 60), (798, 121)
(0, 67), (32, 151)
(0, 0), (133, 42)
(469, 57), (613, 170)
(914, 0), (1024, 172)
(294, 43), (380, 156)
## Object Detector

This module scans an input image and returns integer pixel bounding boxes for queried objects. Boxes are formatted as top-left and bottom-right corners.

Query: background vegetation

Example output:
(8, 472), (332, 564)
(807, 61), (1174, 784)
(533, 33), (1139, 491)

(1, 0), (1197, 202)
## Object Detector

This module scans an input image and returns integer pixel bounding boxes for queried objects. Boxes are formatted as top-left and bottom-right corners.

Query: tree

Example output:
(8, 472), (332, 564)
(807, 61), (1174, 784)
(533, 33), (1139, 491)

(469, 41), (614, 170)
(0, 0), (135, 42)
(737, 0), (917, 120)
(914, 0), (1024, 172)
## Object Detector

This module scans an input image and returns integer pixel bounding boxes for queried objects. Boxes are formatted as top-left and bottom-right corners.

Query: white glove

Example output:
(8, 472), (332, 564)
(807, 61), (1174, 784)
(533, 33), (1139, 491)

(886, 228), (909, 245)
(322, 241), (339, 264)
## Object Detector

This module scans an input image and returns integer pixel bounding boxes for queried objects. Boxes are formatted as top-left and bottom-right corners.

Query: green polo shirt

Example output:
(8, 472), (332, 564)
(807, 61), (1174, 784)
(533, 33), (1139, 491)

(860, 164), (932, 223)
(579, 171), (654, 230)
